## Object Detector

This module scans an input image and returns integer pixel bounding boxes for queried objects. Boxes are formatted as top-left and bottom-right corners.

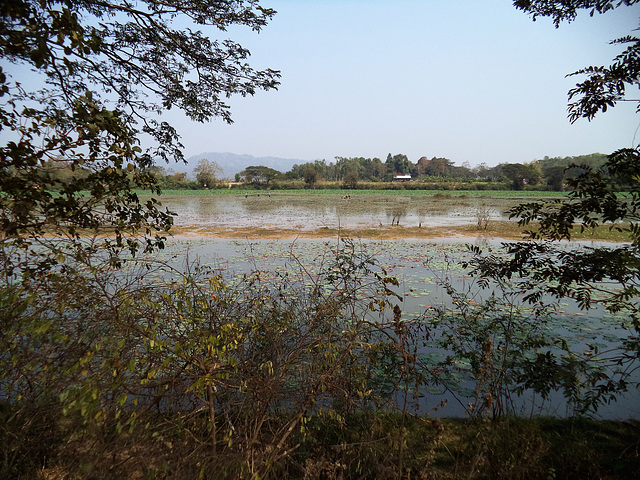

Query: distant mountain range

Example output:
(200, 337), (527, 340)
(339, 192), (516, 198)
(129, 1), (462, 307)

(184, 152), (307, 179)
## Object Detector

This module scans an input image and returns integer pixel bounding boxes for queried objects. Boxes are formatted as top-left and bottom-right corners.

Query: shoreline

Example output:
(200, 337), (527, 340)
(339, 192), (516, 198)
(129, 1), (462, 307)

(166, 221), (628, 244)
(167, 222), (526, 240)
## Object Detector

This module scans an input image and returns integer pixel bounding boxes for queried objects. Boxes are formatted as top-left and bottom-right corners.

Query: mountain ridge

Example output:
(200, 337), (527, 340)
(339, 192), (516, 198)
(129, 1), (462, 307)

(184, 152), (309, 179)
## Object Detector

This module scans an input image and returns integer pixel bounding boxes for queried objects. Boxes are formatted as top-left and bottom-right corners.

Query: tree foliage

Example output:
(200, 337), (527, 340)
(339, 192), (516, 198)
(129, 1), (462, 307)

(194, 158), (223, 187)
(240, 164), (282, 186)
(514, 0), (639, 26)
(342, 169), (359, 189)
(492, 1), (640, 295)
(0, 238), (418, 478)
(385, 153), (415, 177)
(496, 162), (543, 190)
(285, 155), (575, 187)
(0, 0), (280, 266)
(419, 265), (622, 418)
(456, 0), (640, 409)
(515, 0), (640, 122)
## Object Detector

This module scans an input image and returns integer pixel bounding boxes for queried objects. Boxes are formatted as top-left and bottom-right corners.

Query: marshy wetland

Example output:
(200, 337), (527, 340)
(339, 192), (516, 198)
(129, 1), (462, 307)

(156, 189), (578, 239)
(153, 190), (542, 230)
(6, 190), (638, 479)
(146, 190), (639, 420)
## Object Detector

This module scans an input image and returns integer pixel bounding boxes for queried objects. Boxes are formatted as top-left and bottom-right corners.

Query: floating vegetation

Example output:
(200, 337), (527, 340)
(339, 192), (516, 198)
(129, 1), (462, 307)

(154, 236), (639, 419)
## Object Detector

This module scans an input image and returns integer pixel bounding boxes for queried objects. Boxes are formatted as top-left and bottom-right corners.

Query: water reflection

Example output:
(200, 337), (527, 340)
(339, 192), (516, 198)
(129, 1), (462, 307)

(153, 193), (512, 229)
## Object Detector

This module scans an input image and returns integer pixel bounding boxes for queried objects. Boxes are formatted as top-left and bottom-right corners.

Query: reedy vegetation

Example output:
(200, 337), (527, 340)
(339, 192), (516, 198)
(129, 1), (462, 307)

(0, 238), (415, 478)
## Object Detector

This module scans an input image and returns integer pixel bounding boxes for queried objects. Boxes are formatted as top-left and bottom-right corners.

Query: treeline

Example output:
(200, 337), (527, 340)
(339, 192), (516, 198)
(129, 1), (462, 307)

(280, 152), (610, 191)
(33, 153), (610, 192)
(245, 152), (610, 191)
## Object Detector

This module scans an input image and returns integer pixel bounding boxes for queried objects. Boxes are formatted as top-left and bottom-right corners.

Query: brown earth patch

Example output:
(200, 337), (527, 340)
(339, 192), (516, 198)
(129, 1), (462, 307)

(168, 222), (530, 241)
(168, 221), (631, 242)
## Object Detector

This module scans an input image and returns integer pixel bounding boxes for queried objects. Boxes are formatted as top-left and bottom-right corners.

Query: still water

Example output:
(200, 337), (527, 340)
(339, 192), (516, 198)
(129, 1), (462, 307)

(152, 192), (528, 230)
(142, 236), (640, 420)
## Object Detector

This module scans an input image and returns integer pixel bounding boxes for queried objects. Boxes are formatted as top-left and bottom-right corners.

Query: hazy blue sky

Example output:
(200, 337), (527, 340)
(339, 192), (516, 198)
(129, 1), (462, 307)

(164, 0), (639, 167)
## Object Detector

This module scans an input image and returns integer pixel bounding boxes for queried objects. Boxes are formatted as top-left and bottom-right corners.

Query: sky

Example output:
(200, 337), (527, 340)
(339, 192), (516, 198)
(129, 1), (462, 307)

(3, 1), (638, 168)
(160, 0), (639, 168)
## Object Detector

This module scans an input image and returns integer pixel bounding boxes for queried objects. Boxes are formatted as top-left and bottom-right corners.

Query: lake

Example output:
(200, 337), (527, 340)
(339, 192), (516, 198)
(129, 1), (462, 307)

(143, 234), (640, 420)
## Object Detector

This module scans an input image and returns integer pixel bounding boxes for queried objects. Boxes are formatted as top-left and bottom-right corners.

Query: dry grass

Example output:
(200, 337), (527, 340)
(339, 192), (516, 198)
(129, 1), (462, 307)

(28, 416), (640, 480)
(168, 221), (632, 243)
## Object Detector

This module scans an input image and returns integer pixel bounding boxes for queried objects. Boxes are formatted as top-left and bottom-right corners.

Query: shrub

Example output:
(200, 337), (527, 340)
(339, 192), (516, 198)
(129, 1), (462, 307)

(0, 239), (418, 478)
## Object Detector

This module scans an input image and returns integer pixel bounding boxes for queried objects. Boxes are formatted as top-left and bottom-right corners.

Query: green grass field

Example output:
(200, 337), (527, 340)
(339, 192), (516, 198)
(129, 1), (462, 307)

(149, 188), (566, 198)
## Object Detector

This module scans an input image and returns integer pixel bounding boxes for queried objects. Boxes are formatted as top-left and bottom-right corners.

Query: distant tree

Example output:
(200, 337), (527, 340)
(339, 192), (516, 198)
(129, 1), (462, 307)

(474, 163), (502, 181)
(535, 153), (609, 190)
(37, 158), (90, 186)
(369, 157), (387, 181)
(416, 157), (429, 176)
(194, 159), (223, 187)
(241, 165), (282, 186)
(303, 166), (319, 189)
(335, 157), (359, 181)
(146, 165), (168, 180)
(0, 0), (280, 266)
(286, 161), (329, 181)
(542, 165), (567, 191)
(497, 162), (541, 189)
(385, 153), (415, 179)
(415, 156), (457, 177)
(427, 157), (447, 176)
(353, 157), (382, 182)
(451, 164), (476, 180)
(314, 159), (335, 181)
(536, 153), (608, 171)
(524, 162), (543, 185)
(342, 170), (359, 189)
